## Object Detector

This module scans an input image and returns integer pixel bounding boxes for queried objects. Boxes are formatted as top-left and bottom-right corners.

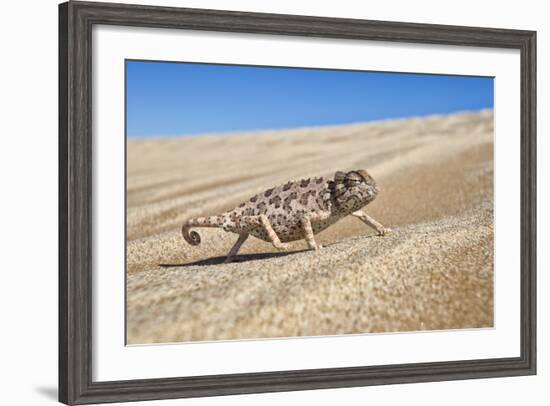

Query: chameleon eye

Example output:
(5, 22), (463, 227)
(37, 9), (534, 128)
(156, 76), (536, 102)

(346, 178), (360, 187)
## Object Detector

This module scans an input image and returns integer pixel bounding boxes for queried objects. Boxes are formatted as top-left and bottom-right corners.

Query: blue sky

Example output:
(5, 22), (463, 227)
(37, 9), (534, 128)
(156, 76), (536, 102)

(126, 60), (493, 138)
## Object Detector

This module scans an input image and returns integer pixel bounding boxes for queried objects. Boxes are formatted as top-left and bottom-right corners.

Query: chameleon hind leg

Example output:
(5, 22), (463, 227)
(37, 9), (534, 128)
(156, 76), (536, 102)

(238, 215), (289, 251)
(301, 211), (331, 251)
(223, 233), (249, 263)
(352, 210), (392, 236)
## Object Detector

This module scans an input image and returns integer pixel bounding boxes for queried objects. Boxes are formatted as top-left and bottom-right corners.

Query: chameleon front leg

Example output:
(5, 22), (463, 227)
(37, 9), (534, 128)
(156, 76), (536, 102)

(301, 211), (331, 251)
(352, 210), (392, 236)
(223, 233), (249, 263)
(239, 215), (289, 251)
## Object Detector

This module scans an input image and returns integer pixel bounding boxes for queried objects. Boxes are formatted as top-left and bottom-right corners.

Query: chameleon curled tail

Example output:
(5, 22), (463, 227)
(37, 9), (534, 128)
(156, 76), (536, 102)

(182, 215), (224, 246)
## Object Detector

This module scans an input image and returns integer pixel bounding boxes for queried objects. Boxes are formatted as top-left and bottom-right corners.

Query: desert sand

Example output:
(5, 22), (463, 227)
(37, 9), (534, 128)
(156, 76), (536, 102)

(126, 110), (494, 344)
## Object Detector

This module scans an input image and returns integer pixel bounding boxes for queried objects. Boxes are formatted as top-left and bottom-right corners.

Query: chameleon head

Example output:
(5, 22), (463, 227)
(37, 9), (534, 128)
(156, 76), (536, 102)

(332, 169), (379, 207)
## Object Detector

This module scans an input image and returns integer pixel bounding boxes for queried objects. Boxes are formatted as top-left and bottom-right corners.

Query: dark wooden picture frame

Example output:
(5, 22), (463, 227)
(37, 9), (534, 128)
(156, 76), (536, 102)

(59, 1), (536, 404)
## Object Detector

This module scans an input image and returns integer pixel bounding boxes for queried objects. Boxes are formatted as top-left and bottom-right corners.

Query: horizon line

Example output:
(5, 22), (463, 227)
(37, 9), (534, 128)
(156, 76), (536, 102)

(127, 108), (494, 140)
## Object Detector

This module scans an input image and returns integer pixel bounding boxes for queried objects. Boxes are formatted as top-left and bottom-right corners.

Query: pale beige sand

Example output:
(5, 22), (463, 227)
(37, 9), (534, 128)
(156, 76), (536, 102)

(126, 110), (494, 344)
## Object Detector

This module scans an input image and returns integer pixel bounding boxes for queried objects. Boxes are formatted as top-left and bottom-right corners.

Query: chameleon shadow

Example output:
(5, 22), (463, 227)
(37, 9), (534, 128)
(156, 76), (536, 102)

(159, 249), (308, 268)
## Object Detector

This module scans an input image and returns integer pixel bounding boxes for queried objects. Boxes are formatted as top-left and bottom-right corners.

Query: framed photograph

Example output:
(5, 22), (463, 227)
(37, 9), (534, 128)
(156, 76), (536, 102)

(59, 1), (536, 404)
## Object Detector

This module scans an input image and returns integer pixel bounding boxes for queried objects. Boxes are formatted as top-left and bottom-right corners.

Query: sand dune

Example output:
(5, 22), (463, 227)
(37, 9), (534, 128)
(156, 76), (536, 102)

(126, 111), (494, 344)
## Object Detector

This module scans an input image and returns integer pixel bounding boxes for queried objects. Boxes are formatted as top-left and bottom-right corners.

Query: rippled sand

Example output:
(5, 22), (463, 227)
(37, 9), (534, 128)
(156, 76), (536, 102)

(126, 110), (494, 344)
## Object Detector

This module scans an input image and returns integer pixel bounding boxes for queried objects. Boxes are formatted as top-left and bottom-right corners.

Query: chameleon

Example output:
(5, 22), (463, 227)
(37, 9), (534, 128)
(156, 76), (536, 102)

(182, 169), (391, 263)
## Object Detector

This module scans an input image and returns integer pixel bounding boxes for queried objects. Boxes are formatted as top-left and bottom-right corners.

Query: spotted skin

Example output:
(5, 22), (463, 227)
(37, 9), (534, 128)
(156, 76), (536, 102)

(182, 169), (391, 262)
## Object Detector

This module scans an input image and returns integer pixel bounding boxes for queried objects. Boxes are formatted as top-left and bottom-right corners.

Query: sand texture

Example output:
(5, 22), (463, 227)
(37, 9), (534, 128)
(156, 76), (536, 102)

(126, 111), (494, 344)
